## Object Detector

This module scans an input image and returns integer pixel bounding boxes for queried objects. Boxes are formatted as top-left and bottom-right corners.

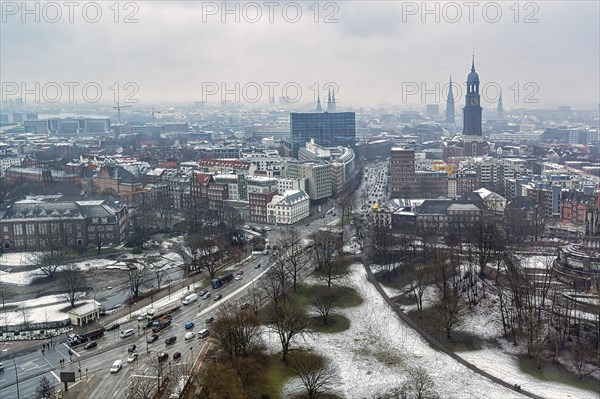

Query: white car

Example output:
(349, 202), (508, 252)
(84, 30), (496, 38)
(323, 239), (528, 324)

(235, 275), (243, 281)
(127, 353), (139, 363)
(184, 332), (196, 340)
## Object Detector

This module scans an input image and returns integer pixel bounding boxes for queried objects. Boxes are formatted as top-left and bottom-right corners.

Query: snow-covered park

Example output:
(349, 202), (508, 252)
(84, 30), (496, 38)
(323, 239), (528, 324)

(262, 264), (599, 399)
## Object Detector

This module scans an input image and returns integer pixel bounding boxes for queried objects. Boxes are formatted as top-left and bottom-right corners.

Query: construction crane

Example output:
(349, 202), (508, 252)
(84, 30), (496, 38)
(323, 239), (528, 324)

(113, 102), (132, 138)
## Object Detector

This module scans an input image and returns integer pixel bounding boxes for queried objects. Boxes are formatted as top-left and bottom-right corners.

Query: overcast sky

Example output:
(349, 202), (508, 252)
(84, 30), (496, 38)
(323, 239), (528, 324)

(1, 1), (599, 110)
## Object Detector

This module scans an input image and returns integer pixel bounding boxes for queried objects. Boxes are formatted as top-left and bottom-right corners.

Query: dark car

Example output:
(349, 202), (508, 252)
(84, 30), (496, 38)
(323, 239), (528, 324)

(305, 223), (310, 226)
(213, 294), (223, 301)
(172, 351), (181, 361)
(84, 341), (97, 350)
(127, 344), (136, 353)
(205, 316), (215, 323)
(254, 263), (261, 269)
(105, 322), (120, 331)
(147, 334), (159, 343)
(165, 336), (177, 345)
(158, 352), (168, 362)
(198, 290), (208, 297)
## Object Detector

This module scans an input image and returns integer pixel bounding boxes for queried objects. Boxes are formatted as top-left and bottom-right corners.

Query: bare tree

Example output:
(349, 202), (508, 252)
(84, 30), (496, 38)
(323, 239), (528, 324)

(173, 242), (193, 277)
(189, 235), (230, 278)
(124, 263), (145, 298)
(407, 260), (434, 319)
(144, 255), (166, 291)
(268, 302), (311, 361)
(260, 268), (286, 310)
(20, 303), (30, 329)
(34, 375), (58, 399)
(92, 231), (107, 255)
(58, 265), (87, 308)
(368, 223), (396, 283)
(223, 205), (243, 237)
(433, 250), (464, 339)
(0, 281), (13, 310)
(30, 250), (67, 278)
(211, 303), (265, 360)
(350, 212), (368, 250)
(338, 192), (356, 226)
(290, 352), (339, 399)
(400, 365), (439, 399)
(308, 230), (347, 289)
(193, 361), (244, 399)
(469, 217), (505, 278)
(144, 352), (168, 392)
(275, 229), (307, 291)
(313, 295), (334, 325)
(246, 284), (266, 316)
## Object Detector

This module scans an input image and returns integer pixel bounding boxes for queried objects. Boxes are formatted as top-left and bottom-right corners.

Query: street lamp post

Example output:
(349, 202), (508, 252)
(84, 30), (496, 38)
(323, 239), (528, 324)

(144, 326), (149, 354)
(12, 359), (20, 399)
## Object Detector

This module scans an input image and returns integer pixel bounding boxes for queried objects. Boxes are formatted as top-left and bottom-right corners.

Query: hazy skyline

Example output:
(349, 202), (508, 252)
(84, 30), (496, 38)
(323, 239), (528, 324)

(1, 1), (599, 109)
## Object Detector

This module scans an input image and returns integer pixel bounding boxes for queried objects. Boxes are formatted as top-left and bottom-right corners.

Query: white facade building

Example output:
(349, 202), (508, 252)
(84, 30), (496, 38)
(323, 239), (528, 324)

(267, 190), (310, 225)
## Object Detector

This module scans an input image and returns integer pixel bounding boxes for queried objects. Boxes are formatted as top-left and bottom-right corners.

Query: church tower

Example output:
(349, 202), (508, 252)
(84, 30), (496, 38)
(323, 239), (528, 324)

(497, 91), (504, 120)
(326, 87), (336, 113)
(316, 93), (323, 113)
(445, 76), (455, 124)
(462, 57), (482, 136)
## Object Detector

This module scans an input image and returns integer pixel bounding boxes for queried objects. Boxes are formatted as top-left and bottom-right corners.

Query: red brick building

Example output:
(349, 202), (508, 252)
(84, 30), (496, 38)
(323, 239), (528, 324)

(560, 192), (592, 225)
(249, 191), (277, 224)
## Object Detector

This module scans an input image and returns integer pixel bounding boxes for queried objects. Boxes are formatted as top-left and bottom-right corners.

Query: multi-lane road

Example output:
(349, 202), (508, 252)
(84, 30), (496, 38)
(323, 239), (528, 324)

(0, 218), (339, 399)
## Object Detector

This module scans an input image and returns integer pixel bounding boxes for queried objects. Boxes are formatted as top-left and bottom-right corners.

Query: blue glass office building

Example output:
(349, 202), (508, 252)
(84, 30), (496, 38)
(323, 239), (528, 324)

(290, 112), (356, 158)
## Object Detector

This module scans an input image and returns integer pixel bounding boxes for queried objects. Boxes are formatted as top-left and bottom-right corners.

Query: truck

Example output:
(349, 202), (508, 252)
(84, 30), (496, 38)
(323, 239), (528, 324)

(211, 273), (234, 289)
(146, 299), (182, 320)
(151, 314), (172, 333)
(67, 327), (104, 347)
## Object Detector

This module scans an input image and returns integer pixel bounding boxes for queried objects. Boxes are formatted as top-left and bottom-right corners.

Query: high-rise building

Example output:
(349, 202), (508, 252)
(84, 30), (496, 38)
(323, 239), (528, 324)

(389, 147), (416, 198)
(446, 76), (455, 124)
(290, 112), (356, 158)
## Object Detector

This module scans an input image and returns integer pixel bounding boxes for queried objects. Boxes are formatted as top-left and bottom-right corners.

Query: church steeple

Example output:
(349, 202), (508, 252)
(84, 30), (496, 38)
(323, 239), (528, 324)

(446, 76), (455, 125)
(316, 93), (322, 113)
(463, 57), (482, 136)
(326, 87), (336, 113)
(497, 91), (504, 120)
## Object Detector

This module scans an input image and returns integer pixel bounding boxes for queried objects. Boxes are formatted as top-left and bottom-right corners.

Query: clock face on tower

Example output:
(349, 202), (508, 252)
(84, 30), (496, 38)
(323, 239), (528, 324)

(470, 98), (479, 106)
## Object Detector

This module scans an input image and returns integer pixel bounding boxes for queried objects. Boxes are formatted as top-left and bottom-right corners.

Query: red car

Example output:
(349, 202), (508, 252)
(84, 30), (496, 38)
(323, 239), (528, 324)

(173, 352), (181, 360)
(236, 269), (244, 275)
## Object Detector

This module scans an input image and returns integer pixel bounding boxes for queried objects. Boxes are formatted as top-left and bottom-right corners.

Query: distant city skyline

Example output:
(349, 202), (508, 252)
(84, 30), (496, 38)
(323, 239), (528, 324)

(1, 1), (598, 108)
